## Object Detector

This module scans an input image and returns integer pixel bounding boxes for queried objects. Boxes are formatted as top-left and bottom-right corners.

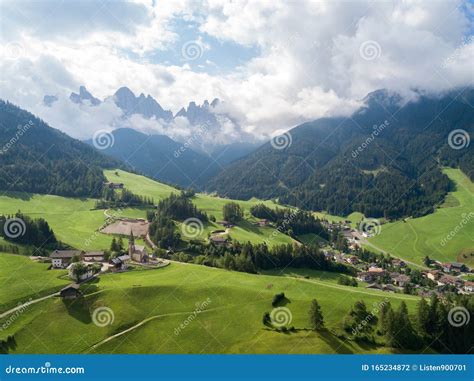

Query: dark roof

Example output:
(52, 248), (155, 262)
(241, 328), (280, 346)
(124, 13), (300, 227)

(51, 250), (83, 259)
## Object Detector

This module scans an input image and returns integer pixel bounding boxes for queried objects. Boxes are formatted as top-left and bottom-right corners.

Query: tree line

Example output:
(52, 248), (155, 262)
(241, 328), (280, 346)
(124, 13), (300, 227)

(95, 187), (154, 209)
(250, 203), (329, 240)
(0, 211), (58, 249)
(160, 240), (353, 275)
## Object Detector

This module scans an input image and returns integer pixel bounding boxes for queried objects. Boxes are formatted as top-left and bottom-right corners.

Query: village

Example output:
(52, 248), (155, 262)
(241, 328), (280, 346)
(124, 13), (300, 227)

(46, 225), (169, 299)
(320, 220), (473, 297)
(39, 205), (472, 300)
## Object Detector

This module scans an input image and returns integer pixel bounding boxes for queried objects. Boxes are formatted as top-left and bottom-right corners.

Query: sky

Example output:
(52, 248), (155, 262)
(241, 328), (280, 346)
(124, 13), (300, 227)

(0, 0), (473, 142)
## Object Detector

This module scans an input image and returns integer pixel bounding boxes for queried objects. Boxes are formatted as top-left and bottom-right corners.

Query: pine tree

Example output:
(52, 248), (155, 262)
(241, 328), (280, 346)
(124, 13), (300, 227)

(309, 299), (324, 330)
(417, 298), (430, 337)
(378, 301), (392, 335)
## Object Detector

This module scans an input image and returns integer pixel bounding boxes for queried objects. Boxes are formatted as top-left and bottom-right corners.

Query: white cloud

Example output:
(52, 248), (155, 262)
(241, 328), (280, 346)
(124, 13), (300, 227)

(0, 0), (472, 142)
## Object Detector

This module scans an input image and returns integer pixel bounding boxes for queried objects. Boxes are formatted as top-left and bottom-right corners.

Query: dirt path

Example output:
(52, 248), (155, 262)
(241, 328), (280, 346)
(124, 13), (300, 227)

(0, 292), (58, 319)
(88, 305), (232, 351)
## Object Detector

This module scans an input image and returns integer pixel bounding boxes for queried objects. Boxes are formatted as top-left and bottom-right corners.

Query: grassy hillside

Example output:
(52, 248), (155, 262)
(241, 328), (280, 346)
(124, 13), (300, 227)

(0, 254), (69, 310)
(0, 192), (145, 251)
(0, 170), (296, 252)
(0, 254), (419, 354)
(368, 168), (474, 266)
(105, 169), (296, 246)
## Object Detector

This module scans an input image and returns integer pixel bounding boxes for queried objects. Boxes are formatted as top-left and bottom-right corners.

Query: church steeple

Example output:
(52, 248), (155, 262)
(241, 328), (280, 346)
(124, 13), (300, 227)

(128, 229), (135, 256)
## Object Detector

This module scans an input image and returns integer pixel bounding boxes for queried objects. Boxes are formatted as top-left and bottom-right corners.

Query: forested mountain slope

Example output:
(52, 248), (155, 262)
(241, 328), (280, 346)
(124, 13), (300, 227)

(0, 100), (122, 197)
(208, 88), (474, 219)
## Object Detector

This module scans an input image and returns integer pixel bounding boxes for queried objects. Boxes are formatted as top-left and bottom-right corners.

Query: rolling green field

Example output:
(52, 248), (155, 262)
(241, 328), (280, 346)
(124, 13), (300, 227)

(0, 192), (145, 251)
(0, 254), (69, 310)
(105, 169), (287, 221)
(369, 168), (474, 266)
(0, 170), (296, 252)
(105, 169), (296, 246)
(0, 253), (419, 354)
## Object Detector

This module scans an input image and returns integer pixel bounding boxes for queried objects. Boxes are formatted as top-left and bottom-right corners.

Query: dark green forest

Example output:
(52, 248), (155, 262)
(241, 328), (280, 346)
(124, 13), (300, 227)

(0, 100), (122, 198)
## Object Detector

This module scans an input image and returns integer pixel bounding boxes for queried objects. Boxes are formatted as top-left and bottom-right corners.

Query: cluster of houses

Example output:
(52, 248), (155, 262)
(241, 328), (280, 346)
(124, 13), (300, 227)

(322, 246), (472, 295)
(50, 235), (150, 273)
(53, 237), (166, 299)
(354, 259), (472, 295)
(318, 219), (473, 295)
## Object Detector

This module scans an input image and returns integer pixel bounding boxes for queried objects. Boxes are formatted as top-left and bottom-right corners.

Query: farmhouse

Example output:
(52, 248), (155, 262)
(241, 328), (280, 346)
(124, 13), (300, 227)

(442, 262), (467, 273)
(464, 281), (474, 293)
(257, 219), (270, 227)
(50, 250), (83, 269)
(104, 182), (124, 189)
(437, 275), (462, 287)
(110, 255), (130, 271)
(59, 283), (81, 299)
(367, 266), (385, 277)
(427, 270), (440, 281)
(391, 259), (406, 268)
(357, 272), (374, 282)
(82, 251), (105, 262)
(393, 274), (410, 287)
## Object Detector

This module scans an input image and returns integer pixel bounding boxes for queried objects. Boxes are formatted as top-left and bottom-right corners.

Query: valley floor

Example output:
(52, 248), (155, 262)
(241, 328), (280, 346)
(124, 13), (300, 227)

(0, 254), (420, 354)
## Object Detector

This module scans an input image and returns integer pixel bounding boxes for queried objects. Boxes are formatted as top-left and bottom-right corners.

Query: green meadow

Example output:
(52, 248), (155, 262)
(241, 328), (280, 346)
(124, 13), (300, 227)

(0, 192), (146, 251)
(0, 254), (69, 310)
(105, 169), (296, 246)
(368, 168), (474, 266)
(0, 254), (419, 354)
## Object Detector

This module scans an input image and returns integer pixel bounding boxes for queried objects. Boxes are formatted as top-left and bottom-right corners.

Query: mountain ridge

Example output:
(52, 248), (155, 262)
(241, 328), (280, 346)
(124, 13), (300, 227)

(207, 87), (474, 219)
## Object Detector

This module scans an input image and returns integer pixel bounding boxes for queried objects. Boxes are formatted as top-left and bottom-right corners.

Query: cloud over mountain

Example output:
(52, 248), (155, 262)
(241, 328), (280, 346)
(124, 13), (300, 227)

(0, 0), (472, 140)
